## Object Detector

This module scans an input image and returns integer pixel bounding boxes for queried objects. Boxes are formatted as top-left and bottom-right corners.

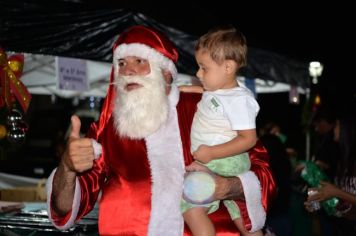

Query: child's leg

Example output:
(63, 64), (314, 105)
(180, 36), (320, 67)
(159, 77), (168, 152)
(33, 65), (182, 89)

(183, 207), (215, 236)
(233, 218), (263, 236)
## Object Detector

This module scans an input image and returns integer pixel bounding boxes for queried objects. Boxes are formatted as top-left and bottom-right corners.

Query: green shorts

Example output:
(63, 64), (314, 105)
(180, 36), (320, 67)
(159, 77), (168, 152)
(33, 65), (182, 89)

(181, 152), (250, 220)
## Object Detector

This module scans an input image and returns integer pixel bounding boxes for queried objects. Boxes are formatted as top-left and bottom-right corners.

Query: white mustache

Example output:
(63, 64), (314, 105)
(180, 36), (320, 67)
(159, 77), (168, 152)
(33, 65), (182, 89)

(111, 75), (146, 86)
(109, 76), (171, 87)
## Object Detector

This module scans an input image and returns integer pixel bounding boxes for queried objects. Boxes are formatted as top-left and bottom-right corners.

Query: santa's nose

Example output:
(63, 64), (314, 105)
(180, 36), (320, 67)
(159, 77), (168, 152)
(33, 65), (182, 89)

(120, 64), (138, 76)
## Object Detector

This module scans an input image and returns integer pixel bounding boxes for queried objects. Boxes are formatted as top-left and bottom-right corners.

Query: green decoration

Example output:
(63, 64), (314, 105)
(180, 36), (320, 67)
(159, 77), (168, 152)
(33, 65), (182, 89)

(300, 161), (339, 216)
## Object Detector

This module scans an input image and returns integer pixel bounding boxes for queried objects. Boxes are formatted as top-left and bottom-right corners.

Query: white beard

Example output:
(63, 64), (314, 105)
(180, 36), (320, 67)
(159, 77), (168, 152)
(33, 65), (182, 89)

(112, 64), (169, 139)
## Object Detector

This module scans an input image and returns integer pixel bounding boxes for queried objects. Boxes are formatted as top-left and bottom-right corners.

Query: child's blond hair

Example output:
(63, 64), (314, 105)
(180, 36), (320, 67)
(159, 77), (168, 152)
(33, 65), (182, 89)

(195, 25), (247, 68)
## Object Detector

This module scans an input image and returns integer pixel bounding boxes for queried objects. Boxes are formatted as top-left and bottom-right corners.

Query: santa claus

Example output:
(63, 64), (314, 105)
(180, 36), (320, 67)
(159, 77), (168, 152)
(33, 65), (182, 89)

(47, 25), (276, 235)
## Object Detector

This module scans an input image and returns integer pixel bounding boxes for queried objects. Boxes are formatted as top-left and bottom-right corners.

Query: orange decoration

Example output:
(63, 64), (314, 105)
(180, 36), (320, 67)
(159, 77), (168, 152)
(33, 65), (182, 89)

(314, 94), (321, 105)
(0, 124), (6, 139)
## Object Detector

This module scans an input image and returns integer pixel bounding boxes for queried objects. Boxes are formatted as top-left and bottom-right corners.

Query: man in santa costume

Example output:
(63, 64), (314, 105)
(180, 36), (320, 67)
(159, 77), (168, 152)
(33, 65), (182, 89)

(47, 25), (276, 235)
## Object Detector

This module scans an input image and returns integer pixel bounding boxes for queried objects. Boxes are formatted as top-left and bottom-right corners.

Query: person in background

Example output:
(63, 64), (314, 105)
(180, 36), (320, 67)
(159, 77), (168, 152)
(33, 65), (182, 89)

(311, 108), (339, 180)
(294, 107), (340, 236)
(260, 133), (292, 236)
(46, 25), (276, 235)
(180, 25), (266, 236)
(305, 112), (356, 235)
(259, 122), (287, 144)
(259, 121), (300, 169)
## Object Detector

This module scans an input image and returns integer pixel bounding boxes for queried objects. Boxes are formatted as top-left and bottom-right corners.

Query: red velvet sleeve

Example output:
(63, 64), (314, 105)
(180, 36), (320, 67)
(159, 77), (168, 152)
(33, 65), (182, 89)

(249, 140), (277, 211)
(75, 122), (108, 221)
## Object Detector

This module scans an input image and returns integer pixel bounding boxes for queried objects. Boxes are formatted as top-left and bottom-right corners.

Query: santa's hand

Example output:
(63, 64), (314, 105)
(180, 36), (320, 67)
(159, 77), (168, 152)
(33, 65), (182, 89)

(61, 115), (98, 173)
(185, 161), (209, 172)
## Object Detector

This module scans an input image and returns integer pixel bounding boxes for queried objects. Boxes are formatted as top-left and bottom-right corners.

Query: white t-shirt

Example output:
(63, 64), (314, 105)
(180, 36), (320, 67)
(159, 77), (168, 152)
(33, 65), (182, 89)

(190, 85), (260, 153)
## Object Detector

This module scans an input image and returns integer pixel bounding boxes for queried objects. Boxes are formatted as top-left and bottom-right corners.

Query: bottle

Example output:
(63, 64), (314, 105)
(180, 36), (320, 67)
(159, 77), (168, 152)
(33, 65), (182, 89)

(307, 189), (321, 211)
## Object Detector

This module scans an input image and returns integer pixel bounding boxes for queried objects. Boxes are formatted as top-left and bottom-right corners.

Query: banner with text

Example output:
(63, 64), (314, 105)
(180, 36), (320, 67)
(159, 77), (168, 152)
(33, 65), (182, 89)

(57, 56), (88, 91)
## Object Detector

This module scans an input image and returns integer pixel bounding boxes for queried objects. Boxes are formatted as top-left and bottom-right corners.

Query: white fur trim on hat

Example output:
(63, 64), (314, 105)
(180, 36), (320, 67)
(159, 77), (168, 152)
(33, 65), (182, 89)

(238, 171), (266, 232)
(114, 43), (177, 80)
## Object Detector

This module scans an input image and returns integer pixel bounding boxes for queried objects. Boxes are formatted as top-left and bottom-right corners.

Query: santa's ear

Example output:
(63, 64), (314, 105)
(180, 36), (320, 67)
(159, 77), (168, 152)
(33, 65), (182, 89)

(162, 70), (173, 84)
(225, 60), (239, 75)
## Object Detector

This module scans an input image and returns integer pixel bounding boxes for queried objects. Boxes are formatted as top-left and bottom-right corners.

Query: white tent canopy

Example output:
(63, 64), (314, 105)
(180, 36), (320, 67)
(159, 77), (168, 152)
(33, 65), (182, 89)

(21, 53), (306, 98)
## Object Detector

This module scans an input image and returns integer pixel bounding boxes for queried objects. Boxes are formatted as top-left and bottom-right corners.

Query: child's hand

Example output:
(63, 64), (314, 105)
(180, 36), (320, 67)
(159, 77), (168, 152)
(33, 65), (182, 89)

(178, 85), (204, 93)
(185, 161), (209, 172)
(193, 145), (212, 163)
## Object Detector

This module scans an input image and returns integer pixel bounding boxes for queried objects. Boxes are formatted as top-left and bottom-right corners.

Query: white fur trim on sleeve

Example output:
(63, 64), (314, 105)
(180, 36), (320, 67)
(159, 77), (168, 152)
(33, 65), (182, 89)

(238, 171), (266, 232)
(91, 139), (102, 159)
(46, 168), (81, 230)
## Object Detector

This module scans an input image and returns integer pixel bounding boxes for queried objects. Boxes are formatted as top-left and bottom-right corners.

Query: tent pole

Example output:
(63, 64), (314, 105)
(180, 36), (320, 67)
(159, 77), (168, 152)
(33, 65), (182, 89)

(305, 88), (310, 161)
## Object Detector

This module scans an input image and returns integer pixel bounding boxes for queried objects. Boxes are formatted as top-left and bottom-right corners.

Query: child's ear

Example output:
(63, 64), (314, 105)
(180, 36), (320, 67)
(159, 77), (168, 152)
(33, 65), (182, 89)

(225, 60), (238, 75)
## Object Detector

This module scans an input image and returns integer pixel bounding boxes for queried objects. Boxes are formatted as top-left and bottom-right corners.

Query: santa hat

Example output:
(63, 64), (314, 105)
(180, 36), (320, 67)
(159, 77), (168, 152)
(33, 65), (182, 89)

(95, 25), (178, 137)
(113, 25), (178, 80)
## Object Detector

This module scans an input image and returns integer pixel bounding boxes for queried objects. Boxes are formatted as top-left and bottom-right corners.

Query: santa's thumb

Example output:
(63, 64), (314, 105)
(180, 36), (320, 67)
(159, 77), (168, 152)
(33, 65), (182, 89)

(69, 115), (102, 160)
(70, 115), (81, 139)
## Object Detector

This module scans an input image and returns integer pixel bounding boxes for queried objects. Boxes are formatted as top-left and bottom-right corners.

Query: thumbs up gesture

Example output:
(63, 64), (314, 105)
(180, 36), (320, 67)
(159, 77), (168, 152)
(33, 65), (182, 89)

(69, 114), (82, 139)
(61, 115), (97, 173)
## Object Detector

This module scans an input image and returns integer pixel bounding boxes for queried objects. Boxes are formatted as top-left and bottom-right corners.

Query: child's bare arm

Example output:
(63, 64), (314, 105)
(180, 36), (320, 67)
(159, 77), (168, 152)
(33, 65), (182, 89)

(179, 85), (204, 93)
(193, 129), (257, 163)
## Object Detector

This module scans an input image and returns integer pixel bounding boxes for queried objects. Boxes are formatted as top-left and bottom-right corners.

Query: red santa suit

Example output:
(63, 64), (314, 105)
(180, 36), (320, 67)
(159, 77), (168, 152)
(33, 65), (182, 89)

(47, 25), (276, 235)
